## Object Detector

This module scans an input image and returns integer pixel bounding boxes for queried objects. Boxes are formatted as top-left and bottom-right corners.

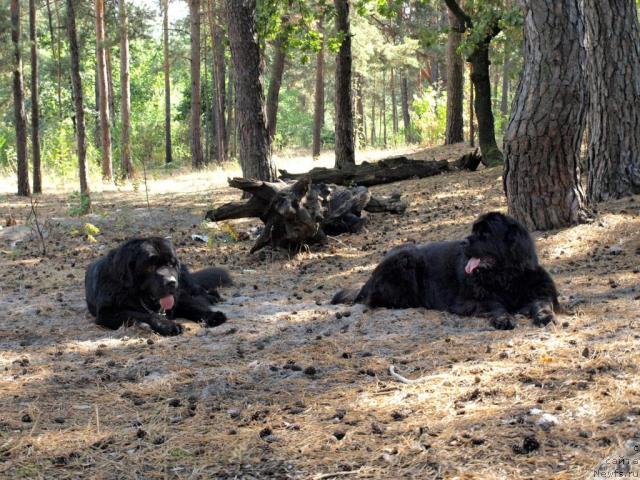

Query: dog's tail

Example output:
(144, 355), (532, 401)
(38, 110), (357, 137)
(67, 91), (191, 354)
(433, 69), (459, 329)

(191, 267), (233, 289)
(331, 288), (360, 305)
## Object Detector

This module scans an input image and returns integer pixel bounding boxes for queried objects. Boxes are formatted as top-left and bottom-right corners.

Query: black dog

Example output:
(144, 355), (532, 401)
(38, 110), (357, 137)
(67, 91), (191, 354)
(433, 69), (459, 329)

(332, 212), (559, 330)
(85, 237), (231, 336)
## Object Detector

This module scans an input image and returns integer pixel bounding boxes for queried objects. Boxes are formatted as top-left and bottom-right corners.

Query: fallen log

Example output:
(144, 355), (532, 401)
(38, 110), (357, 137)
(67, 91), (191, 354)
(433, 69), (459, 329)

(279, 155), (449, 186)
(205, 177), (407, 253)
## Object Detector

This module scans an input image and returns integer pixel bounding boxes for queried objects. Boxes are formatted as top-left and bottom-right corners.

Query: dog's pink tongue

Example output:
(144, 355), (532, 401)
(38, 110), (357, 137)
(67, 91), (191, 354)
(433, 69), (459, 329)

(465, 257), (481, 275)
(159, 295), (175, 311)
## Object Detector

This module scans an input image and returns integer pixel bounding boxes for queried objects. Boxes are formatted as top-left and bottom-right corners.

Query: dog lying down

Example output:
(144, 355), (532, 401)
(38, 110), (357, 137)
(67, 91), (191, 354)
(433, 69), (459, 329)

(85, 237), (231, 336)
(332, 212), (559, 330)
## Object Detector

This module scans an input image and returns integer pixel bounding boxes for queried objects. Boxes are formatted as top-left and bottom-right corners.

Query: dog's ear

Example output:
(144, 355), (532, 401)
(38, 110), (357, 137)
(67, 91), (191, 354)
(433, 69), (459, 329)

(506, 224), (538, 270)
(110, 241), (138, 288)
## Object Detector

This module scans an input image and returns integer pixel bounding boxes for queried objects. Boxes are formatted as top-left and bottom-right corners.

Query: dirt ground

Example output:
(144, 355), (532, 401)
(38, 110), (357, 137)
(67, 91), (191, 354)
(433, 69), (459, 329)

(1, 144), (639, 479)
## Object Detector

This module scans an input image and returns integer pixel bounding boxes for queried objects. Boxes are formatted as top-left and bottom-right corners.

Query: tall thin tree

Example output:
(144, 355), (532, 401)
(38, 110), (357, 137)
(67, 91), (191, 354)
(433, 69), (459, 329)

(266, 17), (289, 144)
(30, 0), (42, 193)
(225, 0), (276, 180)
(504, 0), (588, 230)
(583, 0), (640, 201)
(119, 0), (133, 178)
(334, 0), (355, 168)
(189, 0), (205, 169)
(67, 0), (90, 201)
(162, 0), (172, 164)
(11, 0), (30, 196)
(312, 16), (325, 158)
(95, 0), (113, 180)
(207, 0), (227, 162)
(445, 4), (464, 144)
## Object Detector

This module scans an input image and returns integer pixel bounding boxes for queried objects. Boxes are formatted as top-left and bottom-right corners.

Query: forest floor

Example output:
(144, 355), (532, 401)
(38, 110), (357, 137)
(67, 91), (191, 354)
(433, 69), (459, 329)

(1, 143), (639, 479)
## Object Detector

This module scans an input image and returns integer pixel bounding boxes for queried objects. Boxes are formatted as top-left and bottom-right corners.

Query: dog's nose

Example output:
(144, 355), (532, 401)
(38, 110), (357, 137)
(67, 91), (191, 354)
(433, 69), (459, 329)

(165, 276), (177, 289)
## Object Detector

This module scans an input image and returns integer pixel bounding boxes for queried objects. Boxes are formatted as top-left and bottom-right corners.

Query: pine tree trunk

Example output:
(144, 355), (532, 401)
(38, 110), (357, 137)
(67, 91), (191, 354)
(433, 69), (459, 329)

(504, 0), (589, 230)
(469, 65), (475, 147)
(584, 0), (640, 202)
(382, 69), (387, 147)
(225, 0), (276, 180)
(67, 0), (90, 198)
(12, 0), (30, 196)
(208, 0), (227, 162)
(500, 52), (510, 123)
(445, 6), (464, 144)
(400, 73), (411, 143)
(334, 0), (355, 168)
(227, 63), (236, 159)
(162, 0), (172, 164)
(390, 67), (398, 136)
(354, 72), (365, 148)
(370, 76), (376, 146)
(29, 0), (42, 193)
(312, 16), (325, 158)
(266, 30), (287, 144)
(106, 48), (116, 129)
(95, 0), (113, 180)
(189, 0), (205, 169)
(119, 0), (133, 178)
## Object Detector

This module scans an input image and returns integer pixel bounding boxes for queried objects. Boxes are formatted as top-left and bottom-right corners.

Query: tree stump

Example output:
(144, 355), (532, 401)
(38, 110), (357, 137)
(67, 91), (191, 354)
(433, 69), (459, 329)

(205, 177), (407, 253)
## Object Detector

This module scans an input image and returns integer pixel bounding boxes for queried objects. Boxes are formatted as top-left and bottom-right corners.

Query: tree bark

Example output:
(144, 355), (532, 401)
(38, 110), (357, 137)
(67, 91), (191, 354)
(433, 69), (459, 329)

(266, 29), (287, 144)
(95, 0), (113, 180)
(162, 0), (172, 164)
(12, 0), (30, 196)
(445, 5), (464, 144)
(312, 16), (325, 158)
(469, 65), (474, 146)
(400, 73), (412, 143)
(207, 0), (227, 162)
(189, 0), (205, 169)
(106, 48), (116, 130)
(67, 0), (90, 199)
(225, 0), (276, 180)
(119, 0), (133, 179)
(382, 69), (387, 147)
(500, 52), (510, 123)
(30, 0), (42, 193)
(444, 0), (502, 165)
(370, 76), (376, 146)
(333, 0), (355, 169)
(354, 72), (365, 148)
(583, 0), (640, 202)
(390, 67), (398, 136)
(504, 0), (589, 230)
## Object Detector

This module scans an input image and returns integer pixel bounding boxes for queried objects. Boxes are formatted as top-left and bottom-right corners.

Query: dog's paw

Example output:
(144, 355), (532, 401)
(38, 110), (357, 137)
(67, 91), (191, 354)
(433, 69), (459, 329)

(203, 310), (227, 328)
(491, 314), (516, 330)
(532, 307), (556, 327)
(150, 316), (183, 336)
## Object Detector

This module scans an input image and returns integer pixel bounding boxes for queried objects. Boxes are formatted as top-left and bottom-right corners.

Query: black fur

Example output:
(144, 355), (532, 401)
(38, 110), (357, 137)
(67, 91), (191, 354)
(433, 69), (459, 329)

(332, 212), (559, 330)
(85, 237), (231, 336)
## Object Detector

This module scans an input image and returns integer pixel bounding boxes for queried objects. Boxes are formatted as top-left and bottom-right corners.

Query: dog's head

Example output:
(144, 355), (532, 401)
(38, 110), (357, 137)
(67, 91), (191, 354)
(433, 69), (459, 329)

(461, 212), (538, 275)
(111, 237), (180, 311)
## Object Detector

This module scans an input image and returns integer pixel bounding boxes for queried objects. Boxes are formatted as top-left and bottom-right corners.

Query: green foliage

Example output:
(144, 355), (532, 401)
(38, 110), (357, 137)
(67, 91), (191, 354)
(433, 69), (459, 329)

(67, 191), (92, 217)
(273, 87), (315, 149)
(411, 84), (447, 146)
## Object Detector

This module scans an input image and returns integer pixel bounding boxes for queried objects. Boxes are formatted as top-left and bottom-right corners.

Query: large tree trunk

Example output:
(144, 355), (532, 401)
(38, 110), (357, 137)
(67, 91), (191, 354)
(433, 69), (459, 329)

(189, 0), (205, 169)
(162, 0), (172, 164)
(312, 16), (325, 158)
(29, 0), (42, 194)
(95, 0), (113, 180)
(400, 73), (412, 143)
(504, 0), (589, 230)
(225, 0), (276, 181)
(11, 0), (30, 197)
(266, 26), (288, 144)
(119, 0), (133, 179)
(207, 0), (227, 162)
(333, 0), (355, 169)
(67, 0), (90, 199)
(445, 6), (464, 144)
(584, 0), (640, 202)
